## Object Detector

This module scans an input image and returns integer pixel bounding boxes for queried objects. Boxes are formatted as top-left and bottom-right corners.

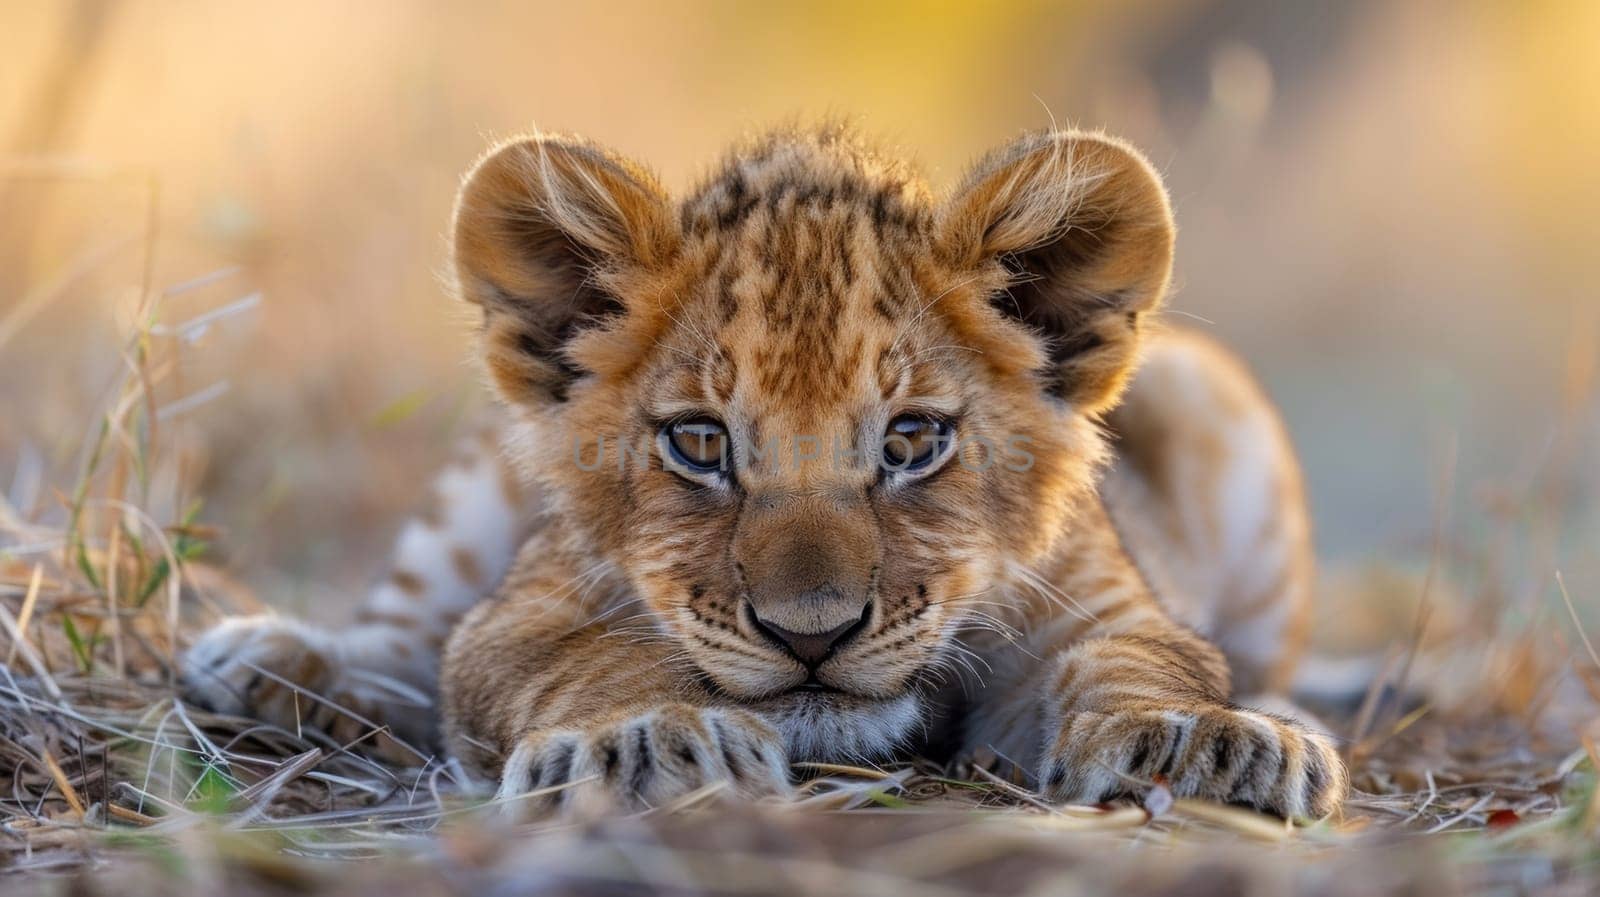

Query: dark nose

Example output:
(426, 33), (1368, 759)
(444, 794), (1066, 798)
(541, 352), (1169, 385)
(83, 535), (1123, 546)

(747, 599), (870, 667)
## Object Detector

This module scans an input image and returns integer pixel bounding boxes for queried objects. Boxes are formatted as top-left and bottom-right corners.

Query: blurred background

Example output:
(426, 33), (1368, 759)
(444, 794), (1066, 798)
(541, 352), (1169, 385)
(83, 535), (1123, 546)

(1, 0), (1595, 625)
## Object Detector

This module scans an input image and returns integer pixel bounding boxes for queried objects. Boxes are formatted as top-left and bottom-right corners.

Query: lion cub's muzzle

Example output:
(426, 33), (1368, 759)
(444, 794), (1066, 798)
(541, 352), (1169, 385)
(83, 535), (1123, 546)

(731, 492), (881, 684)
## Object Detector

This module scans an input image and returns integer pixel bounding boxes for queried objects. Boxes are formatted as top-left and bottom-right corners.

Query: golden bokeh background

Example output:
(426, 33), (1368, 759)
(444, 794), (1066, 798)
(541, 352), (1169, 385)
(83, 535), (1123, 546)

(2, 0), (1595, 616)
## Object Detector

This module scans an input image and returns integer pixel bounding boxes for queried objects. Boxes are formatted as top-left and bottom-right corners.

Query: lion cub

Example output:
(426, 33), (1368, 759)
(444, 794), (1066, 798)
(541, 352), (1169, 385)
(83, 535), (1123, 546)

(184, 125), (1346, 819)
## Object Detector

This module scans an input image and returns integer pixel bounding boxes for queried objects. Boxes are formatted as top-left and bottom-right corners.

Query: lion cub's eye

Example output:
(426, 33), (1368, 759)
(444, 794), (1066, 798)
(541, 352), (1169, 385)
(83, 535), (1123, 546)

(665, 418), (729, 473)
(882, 415), (952, 472)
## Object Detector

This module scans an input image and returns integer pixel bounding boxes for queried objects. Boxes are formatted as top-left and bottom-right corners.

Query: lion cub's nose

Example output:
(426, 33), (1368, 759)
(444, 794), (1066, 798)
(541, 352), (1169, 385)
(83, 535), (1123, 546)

(747, 589), (871, 667)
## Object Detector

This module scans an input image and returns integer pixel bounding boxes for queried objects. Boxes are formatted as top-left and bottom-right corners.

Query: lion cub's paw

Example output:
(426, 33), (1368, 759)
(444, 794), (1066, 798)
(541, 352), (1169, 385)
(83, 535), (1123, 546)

(495, 704), (792, 817)
(180, 615), (338, 729)
(1041, 704), (1347, 820)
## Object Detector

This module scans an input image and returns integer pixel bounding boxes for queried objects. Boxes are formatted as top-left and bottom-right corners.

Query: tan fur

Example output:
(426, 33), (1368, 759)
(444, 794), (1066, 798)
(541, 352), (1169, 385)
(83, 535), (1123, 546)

(183, 124), (1347, 819)
(1104, 329), (1316, 697)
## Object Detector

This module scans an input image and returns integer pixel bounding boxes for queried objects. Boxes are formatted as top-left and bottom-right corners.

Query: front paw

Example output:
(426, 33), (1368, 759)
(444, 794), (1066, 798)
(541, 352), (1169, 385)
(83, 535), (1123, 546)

(1041, 705), (1347, 820)
(495, 704), (792, 816)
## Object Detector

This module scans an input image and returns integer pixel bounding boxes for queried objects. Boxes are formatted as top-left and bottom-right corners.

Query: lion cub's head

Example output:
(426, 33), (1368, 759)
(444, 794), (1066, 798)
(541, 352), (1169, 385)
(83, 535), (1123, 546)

(451, 125), (1173, 758)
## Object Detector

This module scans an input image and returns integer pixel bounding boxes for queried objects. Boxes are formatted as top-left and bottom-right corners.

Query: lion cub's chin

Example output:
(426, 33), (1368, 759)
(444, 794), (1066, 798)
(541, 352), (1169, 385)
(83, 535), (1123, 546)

(747, 690), (924, 763)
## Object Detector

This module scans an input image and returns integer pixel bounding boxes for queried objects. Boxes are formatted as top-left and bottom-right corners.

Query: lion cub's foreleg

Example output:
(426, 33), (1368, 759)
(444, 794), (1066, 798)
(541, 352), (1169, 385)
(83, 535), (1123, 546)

(440, 545), (791, 814)
(962, 500), (1347, 820)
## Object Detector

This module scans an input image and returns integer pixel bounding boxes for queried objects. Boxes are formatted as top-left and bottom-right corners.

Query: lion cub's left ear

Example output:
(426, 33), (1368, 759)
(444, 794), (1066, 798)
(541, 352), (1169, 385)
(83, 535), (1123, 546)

(938, 132), (1174, 414)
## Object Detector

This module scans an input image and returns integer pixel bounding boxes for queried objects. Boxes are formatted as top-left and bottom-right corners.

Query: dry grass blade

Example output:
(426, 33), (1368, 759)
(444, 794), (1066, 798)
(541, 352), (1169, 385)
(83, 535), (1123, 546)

(39, 745), (86, 818)
(106, 803), (159, 826)
(1555, 572), (1599, 670)
(229, 748), (323, 823)
(6, 563), (44, 666)
(0, 596), (63, 702)
(965, 762), (1062, 814)
(1168, 799), (1293, 842)
(791, 761), (894, 781)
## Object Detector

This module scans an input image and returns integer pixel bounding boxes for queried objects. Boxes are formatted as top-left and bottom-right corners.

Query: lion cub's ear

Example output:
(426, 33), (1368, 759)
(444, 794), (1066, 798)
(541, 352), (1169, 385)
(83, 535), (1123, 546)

(938, 132), (1174, 414)
(452, 135), (676, 404)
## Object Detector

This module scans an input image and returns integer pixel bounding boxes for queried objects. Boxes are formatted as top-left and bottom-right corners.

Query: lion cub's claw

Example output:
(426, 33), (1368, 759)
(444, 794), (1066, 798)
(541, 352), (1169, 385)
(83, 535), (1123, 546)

(495, 704), (792, 817)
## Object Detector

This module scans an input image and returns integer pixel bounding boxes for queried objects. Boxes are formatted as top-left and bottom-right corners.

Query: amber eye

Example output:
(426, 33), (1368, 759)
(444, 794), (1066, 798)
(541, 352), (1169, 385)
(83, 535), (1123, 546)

(665, 418), (729, 473)
(882, 415), (952, 472)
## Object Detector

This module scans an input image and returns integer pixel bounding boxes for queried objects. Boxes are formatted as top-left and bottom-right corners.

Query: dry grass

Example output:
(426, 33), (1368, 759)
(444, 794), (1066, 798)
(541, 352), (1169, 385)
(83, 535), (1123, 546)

(1, 667), (1595, 895)
(2, 223), (1598, 897)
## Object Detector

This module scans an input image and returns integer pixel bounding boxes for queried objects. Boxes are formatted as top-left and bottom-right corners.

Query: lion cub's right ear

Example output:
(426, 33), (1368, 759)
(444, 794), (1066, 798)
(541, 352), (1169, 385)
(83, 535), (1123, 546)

(452, 135), (676, 404)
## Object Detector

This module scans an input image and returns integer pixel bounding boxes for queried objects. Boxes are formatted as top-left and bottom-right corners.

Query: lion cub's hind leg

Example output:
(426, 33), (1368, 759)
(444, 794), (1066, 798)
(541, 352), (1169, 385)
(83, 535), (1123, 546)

(1102, 329), (1315, 699)
(181, 431), (537, 753)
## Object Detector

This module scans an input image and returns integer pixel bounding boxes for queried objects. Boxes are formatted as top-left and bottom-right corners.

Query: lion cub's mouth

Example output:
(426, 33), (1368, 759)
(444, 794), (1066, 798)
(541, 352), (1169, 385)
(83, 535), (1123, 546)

(787, 679), (845, 696)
